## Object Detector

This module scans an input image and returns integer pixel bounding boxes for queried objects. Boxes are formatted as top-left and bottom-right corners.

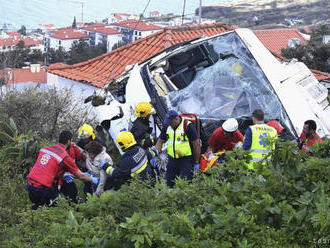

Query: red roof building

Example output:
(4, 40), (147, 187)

(47, 24), (330, 88)
(111, 20), (162, 31)
(48, 22), (232, 88)
(2, 66), (46, 85)
(253, 28), (308, 56)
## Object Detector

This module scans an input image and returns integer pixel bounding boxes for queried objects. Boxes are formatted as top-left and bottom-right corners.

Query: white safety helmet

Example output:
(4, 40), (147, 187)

(222, 118), (238, 132)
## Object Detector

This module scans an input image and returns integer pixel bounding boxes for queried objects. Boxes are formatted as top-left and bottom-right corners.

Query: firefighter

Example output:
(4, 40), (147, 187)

(242, 109), (278, 169)
(130, 102), (155, 149)
(155, 110), (201, 187)
(26, 131), (99, 210)
(99, 131), (155, 190)
(77, 123), (106, 150)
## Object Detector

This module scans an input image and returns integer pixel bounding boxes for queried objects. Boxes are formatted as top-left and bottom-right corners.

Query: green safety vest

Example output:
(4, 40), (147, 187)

(166, 118), (192, 158)
(247, 123), (277, 170)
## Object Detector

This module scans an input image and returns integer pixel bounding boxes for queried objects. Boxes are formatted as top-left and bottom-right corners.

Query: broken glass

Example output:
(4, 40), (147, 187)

(162, 32), (296, 137)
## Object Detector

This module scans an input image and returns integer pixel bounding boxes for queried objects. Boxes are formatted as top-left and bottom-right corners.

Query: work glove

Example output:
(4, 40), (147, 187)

(150, 157), (157, 168)
(91, 176), (99, 185)
(99, 160), (109, 170)
(84, 172), (92, 178)
(194, 163), (200, 171)
(63, 173), (74, 183)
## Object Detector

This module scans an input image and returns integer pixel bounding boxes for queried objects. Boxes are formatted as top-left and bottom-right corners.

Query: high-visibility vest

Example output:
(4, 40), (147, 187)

(27, 144), (68, 187)
(166, 118), (192, 158)
(247, 123), (277, 170)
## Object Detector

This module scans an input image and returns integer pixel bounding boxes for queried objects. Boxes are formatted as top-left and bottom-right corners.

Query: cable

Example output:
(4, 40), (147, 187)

(132, 0), (152, 31)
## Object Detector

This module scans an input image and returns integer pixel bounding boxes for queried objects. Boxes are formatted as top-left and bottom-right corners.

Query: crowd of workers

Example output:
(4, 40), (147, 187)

(26, 102), (323, 209)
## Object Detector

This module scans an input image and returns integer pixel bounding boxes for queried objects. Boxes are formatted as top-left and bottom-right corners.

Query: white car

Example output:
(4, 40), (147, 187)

(88, 28), (330, 149)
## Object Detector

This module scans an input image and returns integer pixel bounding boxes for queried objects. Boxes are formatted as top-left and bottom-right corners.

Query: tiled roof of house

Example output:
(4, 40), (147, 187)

(48, 22), (232, 88)
(50, 30), (90, 40)
(111, 20), (162, 31)
(2, 67), (46, 84)
(253, 28), (307, 55)
(0, 37), (43, 47)
(310, 69), (330, 81)
(82, 24), (121, 35)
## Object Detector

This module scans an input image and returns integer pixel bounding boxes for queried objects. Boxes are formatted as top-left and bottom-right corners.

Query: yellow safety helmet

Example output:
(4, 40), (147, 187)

(135, 102), (153, 118)
(77, 124), (95, 140)
(116, 131), (137, 151)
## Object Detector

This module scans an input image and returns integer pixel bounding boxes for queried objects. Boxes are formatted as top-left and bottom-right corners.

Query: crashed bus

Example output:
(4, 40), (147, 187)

(87, 28), (330, 149)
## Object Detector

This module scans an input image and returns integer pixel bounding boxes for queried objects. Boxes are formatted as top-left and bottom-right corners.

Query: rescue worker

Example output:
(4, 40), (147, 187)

(298, 120), (322, 153)
(207, 118), (243, 153)
(59, 142), (83, 203)
(77, 123), (106, 150)
(130, 102), (154, 149)
(99, 131), (155, 190)
(26, 131), (99, 210)
(242, 109), (278, 169)
(77, 123), (106, 196)
(155, 110), (201, 187)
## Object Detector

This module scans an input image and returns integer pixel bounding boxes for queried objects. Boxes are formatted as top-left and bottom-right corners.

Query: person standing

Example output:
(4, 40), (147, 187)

(207, 118), (243, 153)
(155, 110), (201, 187)
(100, 131), (155, 190)
(298, 120), (323, 153)
(26, 131), (99, 209)
(130, 102), (155, 149)
(242, 109), (278, 169)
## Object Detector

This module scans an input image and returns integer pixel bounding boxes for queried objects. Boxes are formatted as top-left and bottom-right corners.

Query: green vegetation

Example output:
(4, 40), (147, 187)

(281, 25), (330, 73)
(1, 130), (329, 247)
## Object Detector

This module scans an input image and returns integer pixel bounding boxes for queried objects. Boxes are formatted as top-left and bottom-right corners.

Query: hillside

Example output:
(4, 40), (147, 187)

(200, 0), (330, 28)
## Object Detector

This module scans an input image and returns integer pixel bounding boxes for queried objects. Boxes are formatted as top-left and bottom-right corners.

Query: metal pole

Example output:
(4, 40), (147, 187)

(199, 0), (202, 24)
(182, 0), (186, 25)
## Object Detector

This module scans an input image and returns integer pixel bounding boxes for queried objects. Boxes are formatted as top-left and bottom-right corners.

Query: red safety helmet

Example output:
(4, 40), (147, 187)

(266, 120), (284, 134)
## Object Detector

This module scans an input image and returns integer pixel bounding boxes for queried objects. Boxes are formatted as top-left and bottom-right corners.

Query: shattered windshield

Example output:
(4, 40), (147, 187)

(162, 32), (295, 136)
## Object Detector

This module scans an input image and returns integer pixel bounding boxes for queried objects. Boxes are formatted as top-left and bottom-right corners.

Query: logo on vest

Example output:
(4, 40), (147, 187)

(259, 133), (268, 147)
(40, 154), (51, 166)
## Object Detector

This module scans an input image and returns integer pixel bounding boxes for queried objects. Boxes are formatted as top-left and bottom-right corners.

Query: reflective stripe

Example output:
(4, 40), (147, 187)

(251, 149), (271, 154)
(251, 157), (271, 162)
(302, 145), (312, 152)
(131, 157), (148, 177)
(40, 148), (63, 163)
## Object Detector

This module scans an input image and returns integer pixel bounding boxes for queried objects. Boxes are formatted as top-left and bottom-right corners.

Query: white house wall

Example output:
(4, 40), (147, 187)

(106, 34), (122, 52)
(47, 72), (97, 99)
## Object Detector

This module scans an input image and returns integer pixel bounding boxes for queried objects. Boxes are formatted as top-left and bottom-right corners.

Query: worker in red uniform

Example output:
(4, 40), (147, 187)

(298, 120), (323, 153)
(26, 131), (99, 210)
(207, 118), (243, 153)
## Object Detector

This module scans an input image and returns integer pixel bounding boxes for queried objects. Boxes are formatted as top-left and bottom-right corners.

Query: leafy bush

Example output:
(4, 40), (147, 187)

(0, 86), (96, 141)
(1, 140), (329, 247)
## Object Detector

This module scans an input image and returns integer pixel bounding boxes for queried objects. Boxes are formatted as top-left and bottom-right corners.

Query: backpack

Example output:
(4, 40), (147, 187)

(180, 113), (201, 138)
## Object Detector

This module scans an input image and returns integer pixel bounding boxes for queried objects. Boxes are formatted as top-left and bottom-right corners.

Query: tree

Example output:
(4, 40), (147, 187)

(72, 16), (77, 28)
(17, 25), (26, 36)
(48, 47), (69, 64)
(28, 49), (43, 64)
(68, 39), (91, 64)
(112, 40), (127, 51)
(281, 25), (330, 73)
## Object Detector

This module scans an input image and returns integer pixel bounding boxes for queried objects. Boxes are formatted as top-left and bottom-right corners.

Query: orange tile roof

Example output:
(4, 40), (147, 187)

(82, 25), (121, 35)
(2, 67), (46, 84)
(50, 30), (90, 40)
(0, 37), (42, 47)
(253, 28), (307, 56)
(310, 69), (330, 81)
(111, 20), (162, 31)
(48, 22), (232, 88)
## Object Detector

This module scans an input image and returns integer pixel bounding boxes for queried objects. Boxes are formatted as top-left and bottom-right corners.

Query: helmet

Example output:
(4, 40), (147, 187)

(77, 124), (95, 140)
(135, 102), (153, 118)
(116, 131), (137, 151)
(266, 120), (284, 134)
(222, 118), (238, 132)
